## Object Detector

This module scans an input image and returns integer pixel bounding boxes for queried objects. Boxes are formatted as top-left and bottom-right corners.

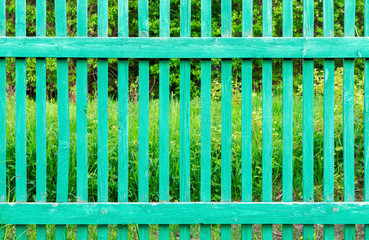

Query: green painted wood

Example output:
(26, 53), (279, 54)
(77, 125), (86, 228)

(323, 0), (335, 238)
(241, 0), (253, 238)
(241, 59), (252, 240)
(55, 0), (69, 238)
(159, 0), (170, 239)
(36, 0), (47, 238)
(303, 0), (314, 238)
(138, 2), (149, 239)
(302, 59), (314, 239)
(262, 0), (272, 238)
(221, 0), (232, 239)
(15, 57), (27, 240)
(117, 58), (129, 240)
(0, 0), (5, 211)
(344, 0), (356, 238)
(365, 1), (369, 238)
(5, 202), (369, 225)
(282, 0), (293, 239)
(200, 0), (211, 238)
(138, 59), (150, 239)
(3, 37), (369, 58)
(76, 0), (88, 238)
(344, 59), (356, 239)
(15, 0), (27, 237)
(97, 58), (109, 239)
(180, 0), (191, 239)
(97, 0), (109, 238)
(117, 1), (129, 239)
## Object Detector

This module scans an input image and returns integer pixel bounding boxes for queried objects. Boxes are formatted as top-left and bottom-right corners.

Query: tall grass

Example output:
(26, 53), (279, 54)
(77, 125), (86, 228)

(3, 84), (366, 203)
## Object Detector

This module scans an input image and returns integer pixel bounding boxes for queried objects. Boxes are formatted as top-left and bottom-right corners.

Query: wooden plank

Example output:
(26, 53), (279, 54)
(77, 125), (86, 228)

(36, 0), (47, 238)
(97, 0), (109, 238)
(365, 0), (369, 238)
(241, 0), (253, 238)
(344, 0), (356, 238)
(15, 0), (27, 238)
(282, 0), (293, 239)
(262, 0), (272, 238)
(159, 0), (170, 239)
(2, 37), (369, 59)
(303, 0), (314, 237)
(138, 0), (149, 237)
(117, 0), (129, 239)
(323, 0), (335, 238)
(180, 0), (191, 239)
(200, 0), (211, 238)
(76, 0), (88, 237)
(5, 202), (369, 225)
(55, 0), (68, 238)
(221, 0), (232, 239)
(0, 0), (5, 216)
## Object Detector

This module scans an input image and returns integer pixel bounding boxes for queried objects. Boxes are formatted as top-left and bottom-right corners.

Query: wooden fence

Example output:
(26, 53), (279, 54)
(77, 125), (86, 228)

(0, 0), (369, 239)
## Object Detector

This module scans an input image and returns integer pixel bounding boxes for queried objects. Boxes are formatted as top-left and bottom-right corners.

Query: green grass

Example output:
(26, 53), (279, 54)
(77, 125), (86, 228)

(3, 89), (366, 203)
(1, 87), (367, 238)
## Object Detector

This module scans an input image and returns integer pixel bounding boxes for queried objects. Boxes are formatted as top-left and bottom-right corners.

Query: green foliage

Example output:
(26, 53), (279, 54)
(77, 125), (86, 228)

(4, 0), (366, 99)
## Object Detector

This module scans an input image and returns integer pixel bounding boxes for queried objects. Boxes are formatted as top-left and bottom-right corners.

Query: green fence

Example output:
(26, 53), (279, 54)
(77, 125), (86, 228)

(0, 0), (369, 239)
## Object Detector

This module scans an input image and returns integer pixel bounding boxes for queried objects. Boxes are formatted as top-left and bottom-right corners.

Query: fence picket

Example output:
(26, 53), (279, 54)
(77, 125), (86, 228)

(282, 0), (293, 239)
(200, 0), (211, 239)
(117, 0), (129, 239)
(344, 0), (356, 238)
(180, 0), (191, 239)
(323, 0), (335, 239)
(241, 0), (253, 239)
(138, 0), (150, 238)
(365, 0), (369, 238)
(262, 0), (273, 238)
(221, 0), (232, 239)
(159, 0), (170, 239)
(15, 0), (27, 238)
(302, 0), (314, 238)
(76, 0), (88, 238)
(55, 0), (69, 238)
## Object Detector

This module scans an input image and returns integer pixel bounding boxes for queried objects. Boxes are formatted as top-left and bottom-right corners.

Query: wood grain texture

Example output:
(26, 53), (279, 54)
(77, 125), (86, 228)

(323, 0), (335, 238)
(282, 0), (293, 239)
(3, 202), (369, 225)
(2, 37), (369, 58)
(159, 0), (170, 239)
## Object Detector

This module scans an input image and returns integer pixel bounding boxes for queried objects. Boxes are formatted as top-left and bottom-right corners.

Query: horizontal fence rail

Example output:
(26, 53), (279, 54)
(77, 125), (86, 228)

(2, 202), (369, 225)
(0, 37), (369, 58)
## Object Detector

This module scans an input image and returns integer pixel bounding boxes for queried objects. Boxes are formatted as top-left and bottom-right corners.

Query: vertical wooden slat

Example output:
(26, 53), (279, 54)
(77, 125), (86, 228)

(282, 0), (293, 239)
(302, 0), (314, 238)
(323, 0), (335, 238)
(221, 0), (232, 239)
(262, 0), (272, 238)
(15, 0), (27, 238)
(97, 0), (109, 238)
(200, 0), (211, 238)
(344, 0), (356, 238)
(365, 0), (369, 238)
(55, 0), (69, 238)
(76, 0), (88, 238)
(117, 0), (129, 239)
(180, 0), (191, 239)
(36, 0), (47, 237)
(241, 0), (253, 238)
(0, 0), (6, 212)
(159, 0), (170, 239)
(138, 0), (150, 238)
